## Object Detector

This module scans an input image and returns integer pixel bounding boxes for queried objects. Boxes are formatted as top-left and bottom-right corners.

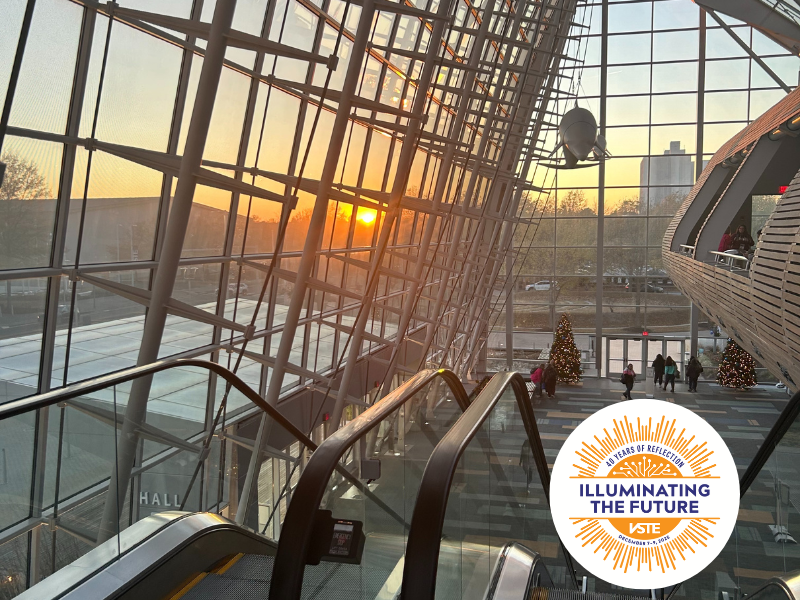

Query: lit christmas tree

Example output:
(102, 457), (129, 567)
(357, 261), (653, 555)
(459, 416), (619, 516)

(551, 313), (582, 383)
(717, 338), (757, 388)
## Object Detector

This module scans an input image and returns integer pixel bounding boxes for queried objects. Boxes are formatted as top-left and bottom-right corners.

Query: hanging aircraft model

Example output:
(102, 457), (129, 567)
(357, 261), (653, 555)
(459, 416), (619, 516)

(546, 106), (610, 169)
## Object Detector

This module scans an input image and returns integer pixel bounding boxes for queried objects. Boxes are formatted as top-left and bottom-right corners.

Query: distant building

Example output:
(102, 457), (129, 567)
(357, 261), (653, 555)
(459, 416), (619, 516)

(640, 141), (694, 209)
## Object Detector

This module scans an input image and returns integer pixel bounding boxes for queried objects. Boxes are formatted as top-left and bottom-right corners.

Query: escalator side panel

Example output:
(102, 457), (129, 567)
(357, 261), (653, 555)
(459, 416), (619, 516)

(20, 513), (276, 600)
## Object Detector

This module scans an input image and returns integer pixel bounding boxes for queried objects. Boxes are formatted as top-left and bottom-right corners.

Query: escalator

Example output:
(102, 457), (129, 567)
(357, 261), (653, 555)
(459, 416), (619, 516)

(6, 367), (800, 600)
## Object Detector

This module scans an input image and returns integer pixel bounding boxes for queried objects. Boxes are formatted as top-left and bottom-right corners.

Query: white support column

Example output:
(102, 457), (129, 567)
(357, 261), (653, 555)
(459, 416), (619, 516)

(97, 0), (238, 543)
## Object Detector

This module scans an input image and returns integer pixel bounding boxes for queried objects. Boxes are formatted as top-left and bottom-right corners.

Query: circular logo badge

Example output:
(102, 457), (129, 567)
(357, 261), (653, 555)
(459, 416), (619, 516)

(550, 399), (739, 590)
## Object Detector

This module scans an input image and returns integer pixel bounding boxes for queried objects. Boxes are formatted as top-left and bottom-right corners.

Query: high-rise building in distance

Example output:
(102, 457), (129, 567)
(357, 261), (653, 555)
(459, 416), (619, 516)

(640, 141), (695, 208)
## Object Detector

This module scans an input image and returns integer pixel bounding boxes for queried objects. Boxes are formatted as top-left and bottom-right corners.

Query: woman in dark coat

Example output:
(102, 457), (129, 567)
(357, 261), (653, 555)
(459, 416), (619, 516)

(732, 225), (755, 255)
(652, 354), (665, 386)
(686, 356), (704, 393)
(543, 361), (558, 398)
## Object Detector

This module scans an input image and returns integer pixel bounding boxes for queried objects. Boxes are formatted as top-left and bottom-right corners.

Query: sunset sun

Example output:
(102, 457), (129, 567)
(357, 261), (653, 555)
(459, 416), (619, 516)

(357, 210), (377, 224)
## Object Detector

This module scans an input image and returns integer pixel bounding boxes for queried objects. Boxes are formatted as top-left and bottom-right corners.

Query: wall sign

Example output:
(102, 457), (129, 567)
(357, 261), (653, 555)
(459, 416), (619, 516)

(550, 400), (739, 590)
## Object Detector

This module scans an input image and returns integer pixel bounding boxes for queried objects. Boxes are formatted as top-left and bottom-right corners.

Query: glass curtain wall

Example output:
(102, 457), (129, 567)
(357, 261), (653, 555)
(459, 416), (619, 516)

(508, 0), (800, 373)
(1, 0), (583, 591)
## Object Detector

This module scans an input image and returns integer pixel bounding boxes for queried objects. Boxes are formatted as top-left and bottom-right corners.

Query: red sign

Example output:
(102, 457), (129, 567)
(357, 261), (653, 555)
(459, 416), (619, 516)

(780, 186), (789, 193)
(642, 331), (649, 336)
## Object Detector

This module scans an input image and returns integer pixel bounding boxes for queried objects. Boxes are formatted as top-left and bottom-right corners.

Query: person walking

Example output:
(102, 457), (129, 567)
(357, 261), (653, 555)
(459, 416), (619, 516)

(652, 354), (665, 387)
(621, 364), (636, 400)
(686, 356), (703, 392)
(663, 356), (677, 392)
(530, 364), (544, 401)
(543, 360), (558, 398)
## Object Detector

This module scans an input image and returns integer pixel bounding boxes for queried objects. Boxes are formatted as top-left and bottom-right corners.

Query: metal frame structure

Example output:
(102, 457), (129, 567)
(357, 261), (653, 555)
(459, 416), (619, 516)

(0, 0), (585, 591)
(501, 0), (799, 377)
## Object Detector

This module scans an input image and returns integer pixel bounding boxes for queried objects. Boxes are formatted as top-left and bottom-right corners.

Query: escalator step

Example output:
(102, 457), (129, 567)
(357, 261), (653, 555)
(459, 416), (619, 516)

(219, 554), (275, 582)
(531, 589), (648, 600)
(179, 574), (268, 600)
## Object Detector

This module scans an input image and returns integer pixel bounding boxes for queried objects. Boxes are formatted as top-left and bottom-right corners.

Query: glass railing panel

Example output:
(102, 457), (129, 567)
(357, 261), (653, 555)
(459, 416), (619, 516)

(676, 400), (800, 599)
(0, 360), (312, 598)
(0, 411), (36, 531)
(490, 388), (573, 587)
(299, 379), (463, 599)
(0, 529), (36, 597)
(434, 386), (574, 599)
(435, 408), (492, 599)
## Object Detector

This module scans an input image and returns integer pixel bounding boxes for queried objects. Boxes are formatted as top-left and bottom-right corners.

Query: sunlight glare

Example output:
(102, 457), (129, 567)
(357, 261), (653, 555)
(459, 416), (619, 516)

(357, 209), (377, 224)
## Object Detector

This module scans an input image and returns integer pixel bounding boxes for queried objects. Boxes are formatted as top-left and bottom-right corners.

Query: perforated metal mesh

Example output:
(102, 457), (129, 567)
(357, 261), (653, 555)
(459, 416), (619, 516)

(531, 589), (648, 600)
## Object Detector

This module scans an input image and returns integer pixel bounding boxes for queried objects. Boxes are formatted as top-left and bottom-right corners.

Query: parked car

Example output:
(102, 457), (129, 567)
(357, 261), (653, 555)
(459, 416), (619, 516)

(57, 304), (80, 318)
(625, 282), (664, 293)
(525, 280), (557, 291)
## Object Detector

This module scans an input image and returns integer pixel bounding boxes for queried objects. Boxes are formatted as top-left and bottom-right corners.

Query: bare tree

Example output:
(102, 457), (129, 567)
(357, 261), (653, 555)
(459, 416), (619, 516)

(0, 153), (52, 307)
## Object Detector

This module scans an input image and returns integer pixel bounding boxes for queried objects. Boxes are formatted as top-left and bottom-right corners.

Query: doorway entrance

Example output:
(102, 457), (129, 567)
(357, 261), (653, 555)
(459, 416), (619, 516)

(606, 336), (685, 380)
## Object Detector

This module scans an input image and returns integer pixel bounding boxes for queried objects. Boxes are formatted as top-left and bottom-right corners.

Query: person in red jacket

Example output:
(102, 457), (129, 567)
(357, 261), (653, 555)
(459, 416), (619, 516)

(530, 364), (543, 400)
(718, 228), (733, 252)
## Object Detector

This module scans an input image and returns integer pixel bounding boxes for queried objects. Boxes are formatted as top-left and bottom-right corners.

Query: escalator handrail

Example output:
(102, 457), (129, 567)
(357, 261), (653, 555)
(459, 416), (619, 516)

(268, 367), (470, 600)
(739, 386), (800, 497)
(401, 371), (578, 599)
(0, 357), (318, 454)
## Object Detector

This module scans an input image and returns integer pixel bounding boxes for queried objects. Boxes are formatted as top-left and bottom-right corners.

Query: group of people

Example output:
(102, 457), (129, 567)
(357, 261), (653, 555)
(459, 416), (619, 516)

(527, 354), (705, 403)
(718, 224), (756, 260)
(619, 354), (705, 399)
(529, 361), (558, 399)
(651, 354), (704, 392)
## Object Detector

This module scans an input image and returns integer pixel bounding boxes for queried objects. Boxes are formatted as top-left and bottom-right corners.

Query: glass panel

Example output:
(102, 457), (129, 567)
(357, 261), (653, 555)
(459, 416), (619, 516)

(608, 3), (651, 34)
(302, 380), (462, 598)
(0, 276), (47, 402)
(706, 26), (750, 59)
(652, 62), (698, 93)
(95, 22), (183, 152)
(706, 58), (750, 90)
(651, 93), (696, 124)
(627, 339), (643, 374)
(606, 96), (650, 126)
(0, 136), (62, 270)
(705, 91), (749, 123)
(653, 0), (698, 30)
(8, 0), (82, 134)
(653, 30), (698, 62)
(607, 33), (651, 65)
(682, 411), (800, 598)
(0, 2), (26, 110)
(0, 412), (36, 529)
(438, 388), (575, 597)
(0, 363), (313, 595)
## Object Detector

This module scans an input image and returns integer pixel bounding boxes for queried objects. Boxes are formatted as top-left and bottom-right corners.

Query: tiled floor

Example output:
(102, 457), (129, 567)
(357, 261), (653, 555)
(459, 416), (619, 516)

(531, 377), (794, 599)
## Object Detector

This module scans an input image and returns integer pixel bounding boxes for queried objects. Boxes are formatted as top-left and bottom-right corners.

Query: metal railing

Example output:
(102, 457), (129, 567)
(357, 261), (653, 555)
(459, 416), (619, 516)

(709, 250), (751, 272)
